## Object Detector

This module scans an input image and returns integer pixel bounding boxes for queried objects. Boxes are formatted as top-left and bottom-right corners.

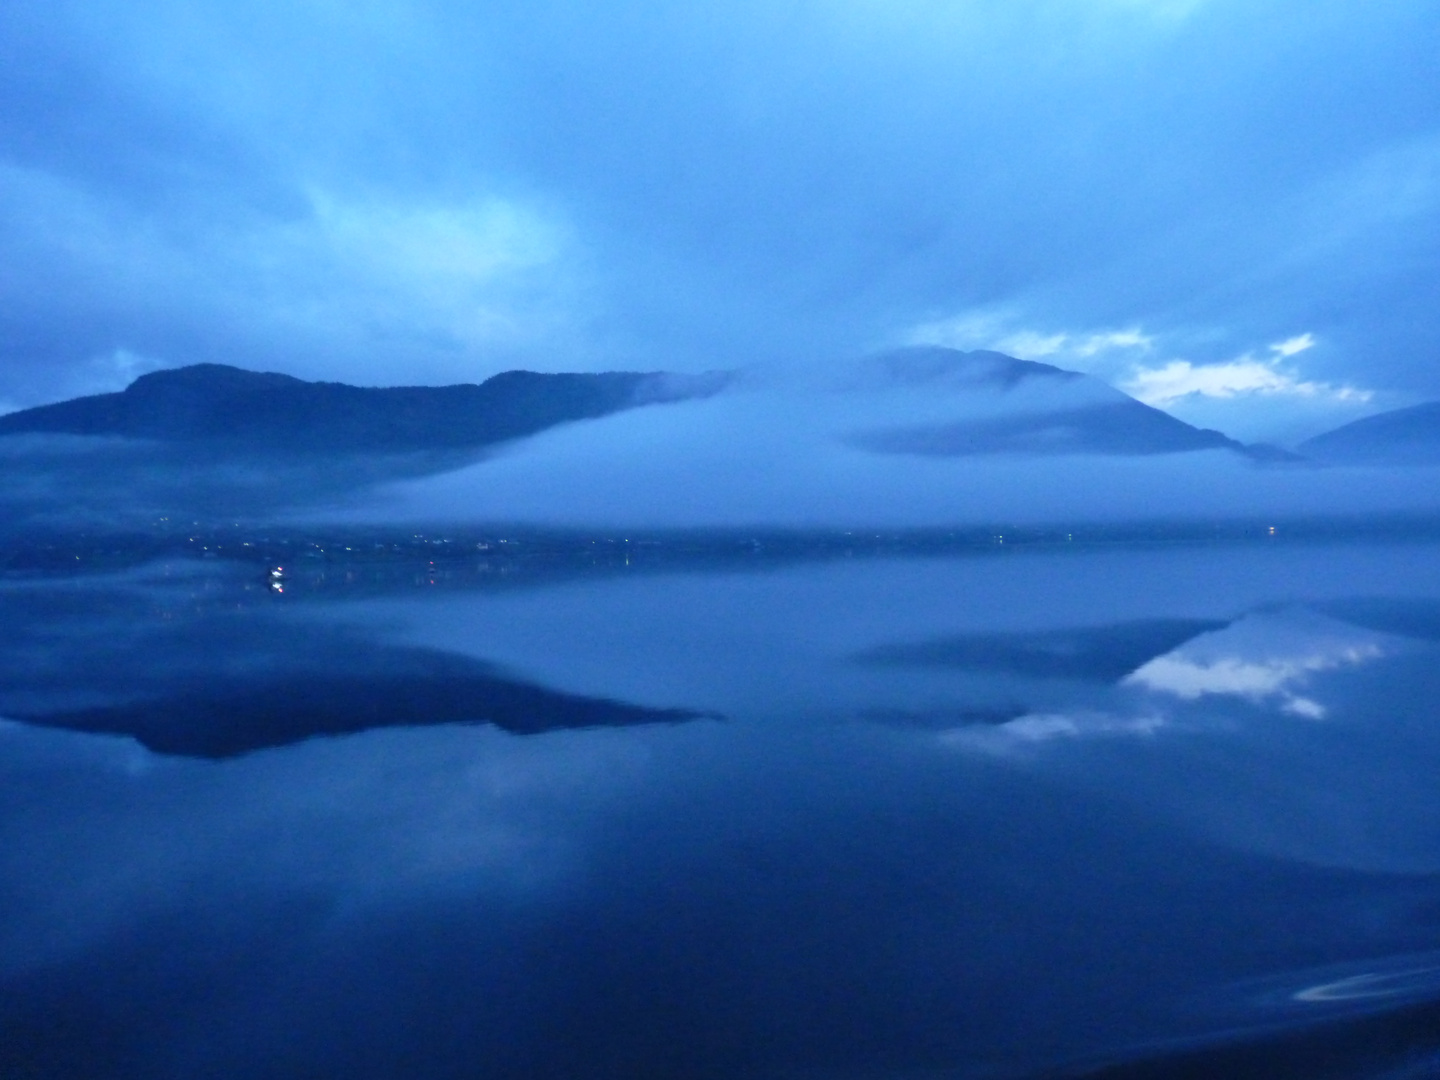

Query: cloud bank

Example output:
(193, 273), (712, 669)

(312, 366), (1440, 530)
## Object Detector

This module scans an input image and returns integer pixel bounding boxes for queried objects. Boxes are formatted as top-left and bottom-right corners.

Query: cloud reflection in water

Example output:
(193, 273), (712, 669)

(1124, 610), (1388, 719)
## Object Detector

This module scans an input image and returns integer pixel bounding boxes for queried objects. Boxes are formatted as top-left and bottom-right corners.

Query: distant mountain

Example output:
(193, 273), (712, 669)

(853, 400), (1245, 457)
(1298, 402), (1440, 464)
(0, 352), (1264, 462)
(0, 363), (728, 454)
(846, 347), (1265, 458)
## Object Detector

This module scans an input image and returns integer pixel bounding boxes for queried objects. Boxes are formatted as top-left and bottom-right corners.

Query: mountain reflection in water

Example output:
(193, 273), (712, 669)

(0, 578), (713, 757)
(3, 539), (1440, 1078)
(856, 617), (1229, 682)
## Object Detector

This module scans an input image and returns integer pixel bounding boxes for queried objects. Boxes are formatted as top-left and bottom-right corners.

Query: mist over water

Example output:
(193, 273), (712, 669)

(323, 377), (1440, 529)
(7, 355), (1440, 536)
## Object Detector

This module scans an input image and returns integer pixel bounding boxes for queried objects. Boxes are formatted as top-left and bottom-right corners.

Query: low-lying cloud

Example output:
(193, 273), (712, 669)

(315, 365), (1440, 530)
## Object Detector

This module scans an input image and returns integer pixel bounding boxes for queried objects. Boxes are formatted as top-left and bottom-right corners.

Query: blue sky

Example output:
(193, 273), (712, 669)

(1, 0), (1437, 440)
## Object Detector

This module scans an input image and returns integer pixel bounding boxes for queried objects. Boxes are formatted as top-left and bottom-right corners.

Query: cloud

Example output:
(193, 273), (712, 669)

(286, 190), (581, 356)
(898, 316), (1383, 442)
(1127, 654), (1343, 718)
(904, 311), (1154, 369)
(938, 710), (1167, 753)
(0, 157), (588, 397)
(308, 192), (564, 290)
(1270, 332), (1316, 358)
(1077, 329), (1153, 355)
(333, 382), (1440, 530)
(1122, 348), (1373, 409)
(1123, 612), (1386, 718)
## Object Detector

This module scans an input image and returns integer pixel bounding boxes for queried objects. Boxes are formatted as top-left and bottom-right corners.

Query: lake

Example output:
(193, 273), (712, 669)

(4, 534), (1440, 1078)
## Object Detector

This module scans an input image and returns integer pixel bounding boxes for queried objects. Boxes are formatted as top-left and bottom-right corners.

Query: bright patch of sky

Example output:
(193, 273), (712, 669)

(1122, 336), (1368, 408)
(306, 192), (565, 290)
(293, 191), (582, 358)
(0, 157), (587, 401)
(1121, 337), (1385, 445)
(1271, 332), (1316, 358)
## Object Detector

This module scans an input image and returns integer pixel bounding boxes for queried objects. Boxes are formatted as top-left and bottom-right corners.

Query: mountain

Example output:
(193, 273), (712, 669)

(0, 591), (713, 758)
(0, 363), (727, 455)
(11, 663), (710, 759)
(844, 348), (1261, 458)
(0, 351), (1255, 461)
(1298, 401), (1440, 464)
(0, 350), (1291, 528)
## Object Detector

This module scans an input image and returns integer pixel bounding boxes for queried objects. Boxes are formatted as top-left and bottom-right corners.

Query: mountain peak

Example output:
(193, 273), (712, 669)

(127, 363), (309, 393)
(859, 346), (1084, 390)
(844, 347), (1253, 458)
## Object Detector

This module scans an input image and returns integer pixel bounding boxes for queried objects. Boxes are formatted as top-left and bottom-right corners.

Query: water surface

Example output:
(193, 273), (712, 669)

(4, 538), (1440, 1078)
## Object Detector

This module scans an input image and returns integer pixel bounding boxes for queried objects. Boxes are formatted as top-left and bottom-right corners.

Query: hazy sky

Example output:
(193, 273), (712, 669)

(1, 0), (1437, 437)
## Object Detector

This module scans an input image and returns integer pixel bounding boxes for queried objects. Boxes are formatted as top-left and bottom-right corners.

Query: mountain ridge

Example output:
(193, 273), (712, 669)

(0, 350), (1282, 464)
(0, 363), (727, 455)
(849, 347), (1275, 459)
(1299, 401), (1440, 464)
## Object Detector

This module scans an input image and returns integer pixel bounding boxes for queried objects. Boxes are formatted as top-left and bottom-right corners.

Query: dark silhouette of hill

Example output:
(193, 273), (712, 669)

(0, 363), (726, 454)
(1298, 401), (1440, 464)
(10, 665), (712, 758)
(0, 591), (715, 757)
(0, 351), (1274, 463)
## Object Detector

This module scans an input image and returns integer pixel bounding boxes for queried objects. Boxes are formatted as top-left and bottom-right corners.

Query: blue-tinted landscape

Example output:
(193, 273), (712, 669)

(4, 1), (1440, 1076)
(5, 532), (1440, 1077)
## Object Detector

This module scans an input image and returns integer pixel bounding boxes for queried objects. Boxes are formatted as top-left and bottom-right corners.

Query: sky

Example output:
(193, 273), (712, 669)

(0, 0), (1438, 441)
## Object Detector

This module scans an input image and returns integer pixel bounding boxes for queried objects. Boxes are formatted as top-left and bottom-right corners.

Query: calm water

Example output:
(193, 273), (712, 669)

(4, 538), (1440, 1078)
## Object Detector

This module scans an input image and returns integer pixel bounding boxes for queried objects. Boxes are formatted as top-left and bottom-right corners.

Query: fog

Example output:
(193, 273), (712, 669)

(315, 367), (1440, 529)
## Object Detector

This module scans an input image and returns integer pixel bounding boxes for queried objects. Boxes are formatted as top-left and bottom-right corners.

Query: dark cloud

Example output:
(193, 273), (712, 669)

(0, 1), (1437, 413)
